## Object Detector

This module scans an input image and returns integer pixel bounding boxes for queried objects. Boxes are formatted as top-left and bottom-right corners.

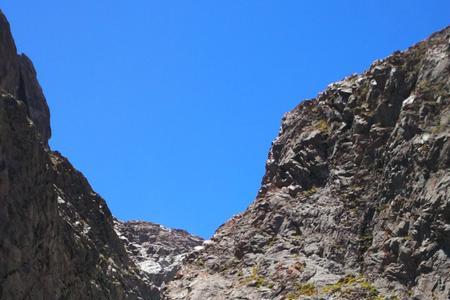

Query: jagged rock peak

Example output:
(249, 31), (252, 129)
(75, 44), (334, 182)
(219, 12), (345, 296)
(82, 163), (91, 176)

(0, 10), (50, 143)
(165, 26), (450, 299)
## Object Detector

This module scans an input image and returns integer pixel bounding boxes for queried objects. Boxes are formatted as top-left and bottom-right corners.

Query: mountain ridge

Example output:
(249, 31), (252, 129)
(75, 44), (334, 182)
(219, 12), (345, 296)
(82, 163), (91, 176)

(0, 10), (201, 300)
(165, 25), (450, 300)
(0, 7), (449, 300)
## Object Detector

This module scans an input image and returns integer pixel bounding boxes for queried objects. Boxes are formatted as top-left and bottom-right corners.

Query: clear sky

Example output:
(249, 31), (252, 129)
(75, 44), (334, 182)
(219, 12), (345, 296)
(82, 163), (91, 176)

(2, 1), (449, 238)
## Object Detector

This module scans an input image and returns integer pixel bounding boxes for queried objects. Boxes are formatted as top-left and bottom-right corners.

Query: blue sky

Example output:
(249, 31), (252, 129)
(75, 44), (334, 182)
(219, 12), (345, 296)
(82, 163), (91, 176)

(2, 1), (449, 238)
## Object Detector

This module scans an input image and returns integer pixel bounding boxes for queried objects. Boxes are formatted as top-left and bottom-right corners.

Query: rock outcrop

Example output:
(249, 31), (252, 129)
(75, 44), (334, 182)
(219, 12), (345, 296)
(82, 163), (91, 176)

(0, 12), (50, 143)
(165, 27), (450, 299)
(0, 10), (200, 300)
(114, 220), (203, 286)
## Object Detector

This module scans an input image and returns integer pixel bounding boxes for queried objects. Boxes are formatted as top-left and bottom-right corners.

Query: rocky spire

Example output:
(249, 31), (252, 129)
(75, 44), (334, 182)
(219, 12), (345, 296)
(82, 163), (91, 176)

(0, 10), (50, 143)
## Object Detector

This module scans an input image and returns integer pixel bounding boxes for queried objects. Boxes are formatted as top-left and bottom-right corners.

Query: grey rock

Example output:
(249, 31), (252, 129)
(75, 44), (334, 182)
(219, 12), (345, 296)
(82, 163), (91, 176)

(165, 26), (450, 300)
(114, 220), (203, 286)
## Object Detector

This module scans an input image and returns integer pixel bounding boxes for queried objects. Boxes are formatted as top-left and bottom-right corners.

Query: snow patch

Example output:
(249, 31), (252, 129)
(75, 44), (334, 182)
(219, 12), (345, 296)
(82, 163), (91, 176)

(171, 253), (186, 266)
(57, 196), (65, 204)
(402, 95), (416, 107)
(194, 245), (205, 251)
(420, 133), (431, 143)
(82, 223), (91, 235)
(138, 259), (162, 274)
(159, 224), (172, 232)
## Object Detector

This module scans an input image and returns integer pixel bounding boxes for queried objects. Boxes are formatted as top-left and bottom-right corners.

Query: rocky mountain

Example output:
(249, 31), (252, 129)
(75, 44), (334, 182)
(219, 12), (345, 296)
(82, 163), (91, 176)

(1, 7), (449, 300)
(165, 27), (450, 299)
(0, 10), (201, 300)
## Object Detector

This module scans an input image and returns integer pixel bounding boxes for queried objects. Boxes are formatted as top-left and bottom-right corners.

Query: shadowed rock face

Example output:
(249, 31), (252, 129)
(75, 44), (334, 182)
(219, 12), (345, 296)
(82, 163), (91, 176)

(0, 88), (159, 300)
(0, 12), (50, 143)
(165, 27), (450, 299)
(0, 10), (160, 300)
(0, 10), (201, 300)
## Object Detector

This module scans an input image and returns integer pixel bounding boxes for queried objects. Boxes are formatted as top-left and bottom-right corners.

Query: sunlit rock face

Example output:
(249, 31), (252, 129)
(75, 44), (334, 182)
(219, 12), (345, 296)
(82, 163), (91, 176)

(114, 220), (203, 286)
(165, 27), (450, 300)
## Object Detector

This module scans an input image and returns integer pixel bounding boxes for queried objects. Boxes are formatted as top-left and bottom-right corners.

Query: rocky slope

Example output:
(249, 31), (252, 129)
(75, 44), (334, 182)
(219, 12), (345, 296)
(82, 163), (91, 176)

(165, 27), (450, 299)
(114, 220), (203, 287)
(0, 10), (200, 300)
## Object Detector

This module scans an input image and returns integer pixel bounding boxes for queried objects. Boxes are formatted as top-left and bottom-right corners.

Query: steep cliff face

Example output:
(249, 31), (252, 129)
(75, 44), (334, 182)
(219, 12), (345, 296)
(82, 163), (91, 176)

(0, 10), (159, 300)
(166, 27), (450, 299)
(0, 10), (201, 300)
(0, 12), (50, 143)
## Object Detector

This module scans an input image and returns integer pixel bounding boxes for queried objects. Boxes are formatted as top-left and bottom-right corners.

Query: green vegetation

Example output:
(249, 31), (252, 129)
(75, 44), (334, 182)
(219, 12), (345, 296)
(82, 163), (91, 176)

(431, 123), (447, 134)
(322, 275), (380, 299)
(314, 119), (329, 133)
(359, 233), (373, 252)
(303, 186), (318, 197)
(376, 203), (388, 214)
(241, 266), (268, 289)
(195, 259), (205, 267)
(286, 283), (317, 299)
